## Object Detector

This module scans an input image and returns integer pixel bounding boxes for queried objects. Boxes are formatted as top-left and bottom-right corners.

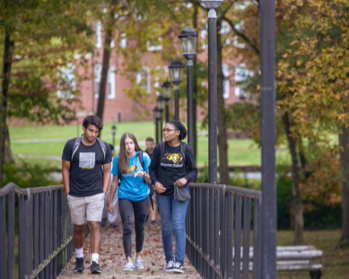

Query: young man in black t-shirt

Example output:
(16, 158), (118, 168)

(62, 115), (112, 274)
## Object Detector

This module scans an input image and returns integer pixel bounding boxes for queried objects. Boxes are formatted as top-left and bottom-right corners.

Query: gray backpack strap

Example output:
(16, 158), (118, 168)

(96, 138), (106, 163)
(180, 142), (186, 165)
(71, 137), (82, 161)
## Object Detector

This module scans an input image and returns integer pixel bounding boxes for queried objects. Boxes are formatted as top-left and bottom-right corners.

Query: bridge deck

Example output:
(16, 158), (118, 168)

(57, 220), (201, 279)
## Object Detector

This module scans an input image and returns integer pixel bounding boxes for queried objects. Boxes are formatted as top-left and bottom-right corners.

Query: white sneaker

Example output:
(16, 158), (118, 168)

(173, 262), (184, 273)
(165, 260), (175, 272)
(134, 257), (144, 269)
(123, 261), (134, 271)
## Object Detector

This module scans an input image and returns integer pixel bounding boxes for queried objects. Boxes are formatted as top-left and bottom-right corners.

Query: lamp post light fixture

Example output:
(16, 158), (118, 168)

(178, 23), (197, 148)
(111, 124), (117, 151)
(169, 59), (184, 121)
(161, 80), (172, 122)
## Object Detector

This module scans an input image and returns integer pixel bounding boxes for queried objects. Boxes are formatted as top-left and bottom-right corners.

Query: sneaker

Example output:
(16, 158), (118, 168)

(110, 222), (117, 227)
(173, 262), (184, 273)
(150, 220), (157, 227)
(100, 218), (107, 227)
(165, 260), (175, 272)
(134, 257), (144, 269)
(124, 261), (134, 271)
(74, 257), (84, 273)
(90, 261), (101, 274)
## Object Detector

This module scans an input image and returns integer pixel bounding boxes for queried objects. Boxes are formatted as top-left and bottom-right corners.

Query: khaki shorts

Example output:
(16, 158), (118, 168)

(67, 193), (105, 225)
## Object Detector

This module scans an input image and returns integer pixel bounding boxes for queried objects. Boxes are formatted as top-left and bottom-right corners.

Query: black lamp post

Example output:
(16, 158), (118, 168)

(202, 0), (222, 185)
(260, 0), (277, 277)
(153, 107), (161, 144)
(161, 80), (172, 122)
(156, 95), (165, 139)
(178, 23), (197, 148)
(169, 59), (184, 121)
(111, 124), (117, 152)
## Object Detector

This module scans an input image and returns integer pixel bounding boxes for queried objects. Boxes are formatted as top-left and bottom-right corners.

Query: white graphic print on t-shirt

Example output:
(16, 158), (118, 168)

(79, 152), (95, 169)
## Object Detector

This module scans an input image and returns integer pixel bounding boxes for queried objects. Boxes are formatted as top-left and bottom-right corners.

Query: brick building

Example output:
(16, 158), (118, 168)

(63, 21), (247, 124)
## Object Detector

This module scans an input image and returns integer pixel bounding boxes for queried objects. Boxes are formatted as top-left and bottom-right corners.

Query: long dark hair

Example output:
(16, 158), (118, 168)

(118, 132), (142, 174)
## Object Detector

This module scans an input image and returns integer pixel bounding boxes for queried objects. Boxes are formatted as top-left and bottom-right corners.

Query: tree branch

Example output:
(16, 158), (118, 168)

(222, 16), (260, 55)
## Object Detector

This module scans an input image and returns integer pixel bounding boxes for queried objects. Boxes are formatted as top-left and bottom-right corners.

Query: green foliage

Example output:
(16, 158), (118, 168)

(3, 160), (60, 188)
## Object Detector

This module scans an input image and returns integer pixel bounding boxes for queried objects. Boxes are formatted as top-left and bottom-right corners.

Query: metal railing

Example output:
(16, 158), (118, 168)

(186, 183), (262, 279)
(0, 183), (74, 279)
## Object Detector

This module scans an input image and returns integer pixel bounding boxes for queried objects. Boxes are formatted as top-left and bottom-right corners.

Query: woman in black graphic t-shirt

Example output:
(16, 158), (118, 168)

(149, 121), (198, 273)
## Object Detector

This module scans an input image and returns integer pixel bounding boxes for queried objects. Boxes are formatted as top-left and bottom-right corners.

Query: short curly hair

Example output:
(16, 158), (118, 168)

(82, 115), (103, 130)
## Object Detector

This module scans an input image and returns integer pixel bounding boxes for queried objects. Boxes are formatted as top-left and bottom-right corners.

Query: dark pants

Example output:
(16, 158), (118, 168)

(118, 197), (149, 259)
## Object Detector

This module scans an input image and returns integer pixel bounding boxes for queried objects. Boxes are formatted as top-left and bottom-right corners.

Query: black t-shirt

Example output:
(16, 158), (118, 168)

(62, 138), (112, 197)
(149, 142), (198, 195)
(144, 149), (154, 161)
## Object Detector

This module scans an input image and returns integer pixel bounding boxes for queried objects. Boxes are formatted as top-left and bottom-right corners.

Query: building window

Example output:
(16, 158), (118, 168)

(108, 66), (115, 99)
(221, 22), (230, 45)
(147, 37), (162, 51)
(57, 64), (75, 98)
(96, 21), (102, 48)
(137, 66), (151, 94)
(234, 64), (251, 97)
(154, 66), (168, 95)
(222, 64), (230, 99)
(120, 33), (127, 48)
(95, 64), (115, 99)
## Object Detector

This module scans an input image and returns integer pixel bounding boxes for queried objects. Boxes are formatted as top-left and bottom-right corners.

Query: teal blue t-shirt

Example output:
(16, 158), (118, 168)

(111, 151), (151, 202)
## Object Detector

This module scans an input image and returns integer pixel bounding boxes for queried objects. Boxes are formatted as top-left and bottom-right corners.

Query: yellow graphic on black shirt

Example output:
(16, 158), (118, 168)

(162, 153), (183, 164)
(128, 165), (138, 173)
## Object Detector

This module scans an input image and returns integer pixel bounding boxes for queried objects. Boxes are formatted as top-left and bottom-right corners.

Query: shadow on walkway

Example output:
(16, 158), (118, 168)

(57, 220), (201, 278)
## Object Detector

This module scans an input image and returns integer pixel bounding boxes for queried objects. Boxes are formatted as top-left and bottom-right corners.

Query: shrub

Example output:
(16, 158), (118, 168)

(3, 160), (61, 188)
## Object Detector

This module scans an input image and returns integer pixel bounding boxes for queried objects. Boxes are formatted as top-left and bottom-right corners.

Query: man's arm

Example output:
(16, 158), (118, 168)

(62, 160), (71, 196)
(108, 175), (118, 215)
(102, 162), (111, 195)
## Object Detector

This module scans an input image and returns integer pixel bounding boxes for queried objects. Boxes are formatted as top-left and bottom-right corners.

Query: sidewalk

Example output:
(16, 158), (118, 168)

(57, 220), (201, 279)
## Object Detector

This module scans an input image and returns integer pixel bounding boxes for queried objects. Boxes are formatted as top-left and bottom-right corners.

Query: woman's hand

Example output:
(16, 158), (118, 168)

(108, 203), (114, 215)
(154, 181), (166, 193)
(134, 171), (146, 177)
(174, 178), (188, 187)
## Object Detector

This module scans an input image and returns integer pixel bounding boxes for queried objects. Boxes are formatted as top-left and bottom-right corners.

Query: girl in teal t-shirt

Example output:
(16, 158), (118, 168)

(108, 132), (151, 271)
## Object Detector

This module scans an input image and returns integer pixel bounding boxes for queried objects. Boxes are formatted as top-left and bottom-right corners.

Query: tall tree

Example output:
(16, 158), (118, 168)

(0, 0), (101, 186)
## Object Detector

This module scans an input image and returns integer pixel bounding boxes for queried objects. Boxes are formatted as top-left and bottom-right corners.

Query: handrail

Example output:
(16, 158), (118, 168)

(0, 182), (63, 197)
(186, 183), (262, 279)
(189, 182), (261, 198)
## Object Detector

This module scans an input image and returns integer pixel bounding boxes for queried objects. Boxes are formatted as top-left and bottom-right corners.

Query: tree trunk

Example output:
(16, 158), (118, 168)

(216, 18), (229, 185)
(96, 0), (117, 125)
(4, 125), (13, 163)
(0, 30), (14, 187)
(338, 124), (349, 245)
(282, 112), (304, 245)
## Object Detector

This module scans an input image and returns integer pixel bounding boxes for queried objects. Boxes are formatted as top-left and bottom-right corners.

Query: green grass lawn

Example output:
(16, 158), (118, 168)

(9, 121), (290, 168)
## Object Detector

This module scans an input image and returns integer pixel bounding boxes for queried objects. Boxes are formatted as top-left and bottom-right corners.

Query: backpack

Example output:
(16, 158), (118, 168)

(71, 136), (107, 163)
(159, 141), (187, 167)
(118, 151), (155, 208)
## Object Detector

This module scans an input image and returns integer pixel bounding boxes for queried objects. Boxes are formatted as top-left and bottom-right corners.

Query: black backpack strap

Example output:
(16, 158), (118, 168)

(71, 137), (82, 161)
(138, 151), (145, 170)
(96, 138), (106, 163)
(159, 141), (165, 161)
(180, 142), (186, 165)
